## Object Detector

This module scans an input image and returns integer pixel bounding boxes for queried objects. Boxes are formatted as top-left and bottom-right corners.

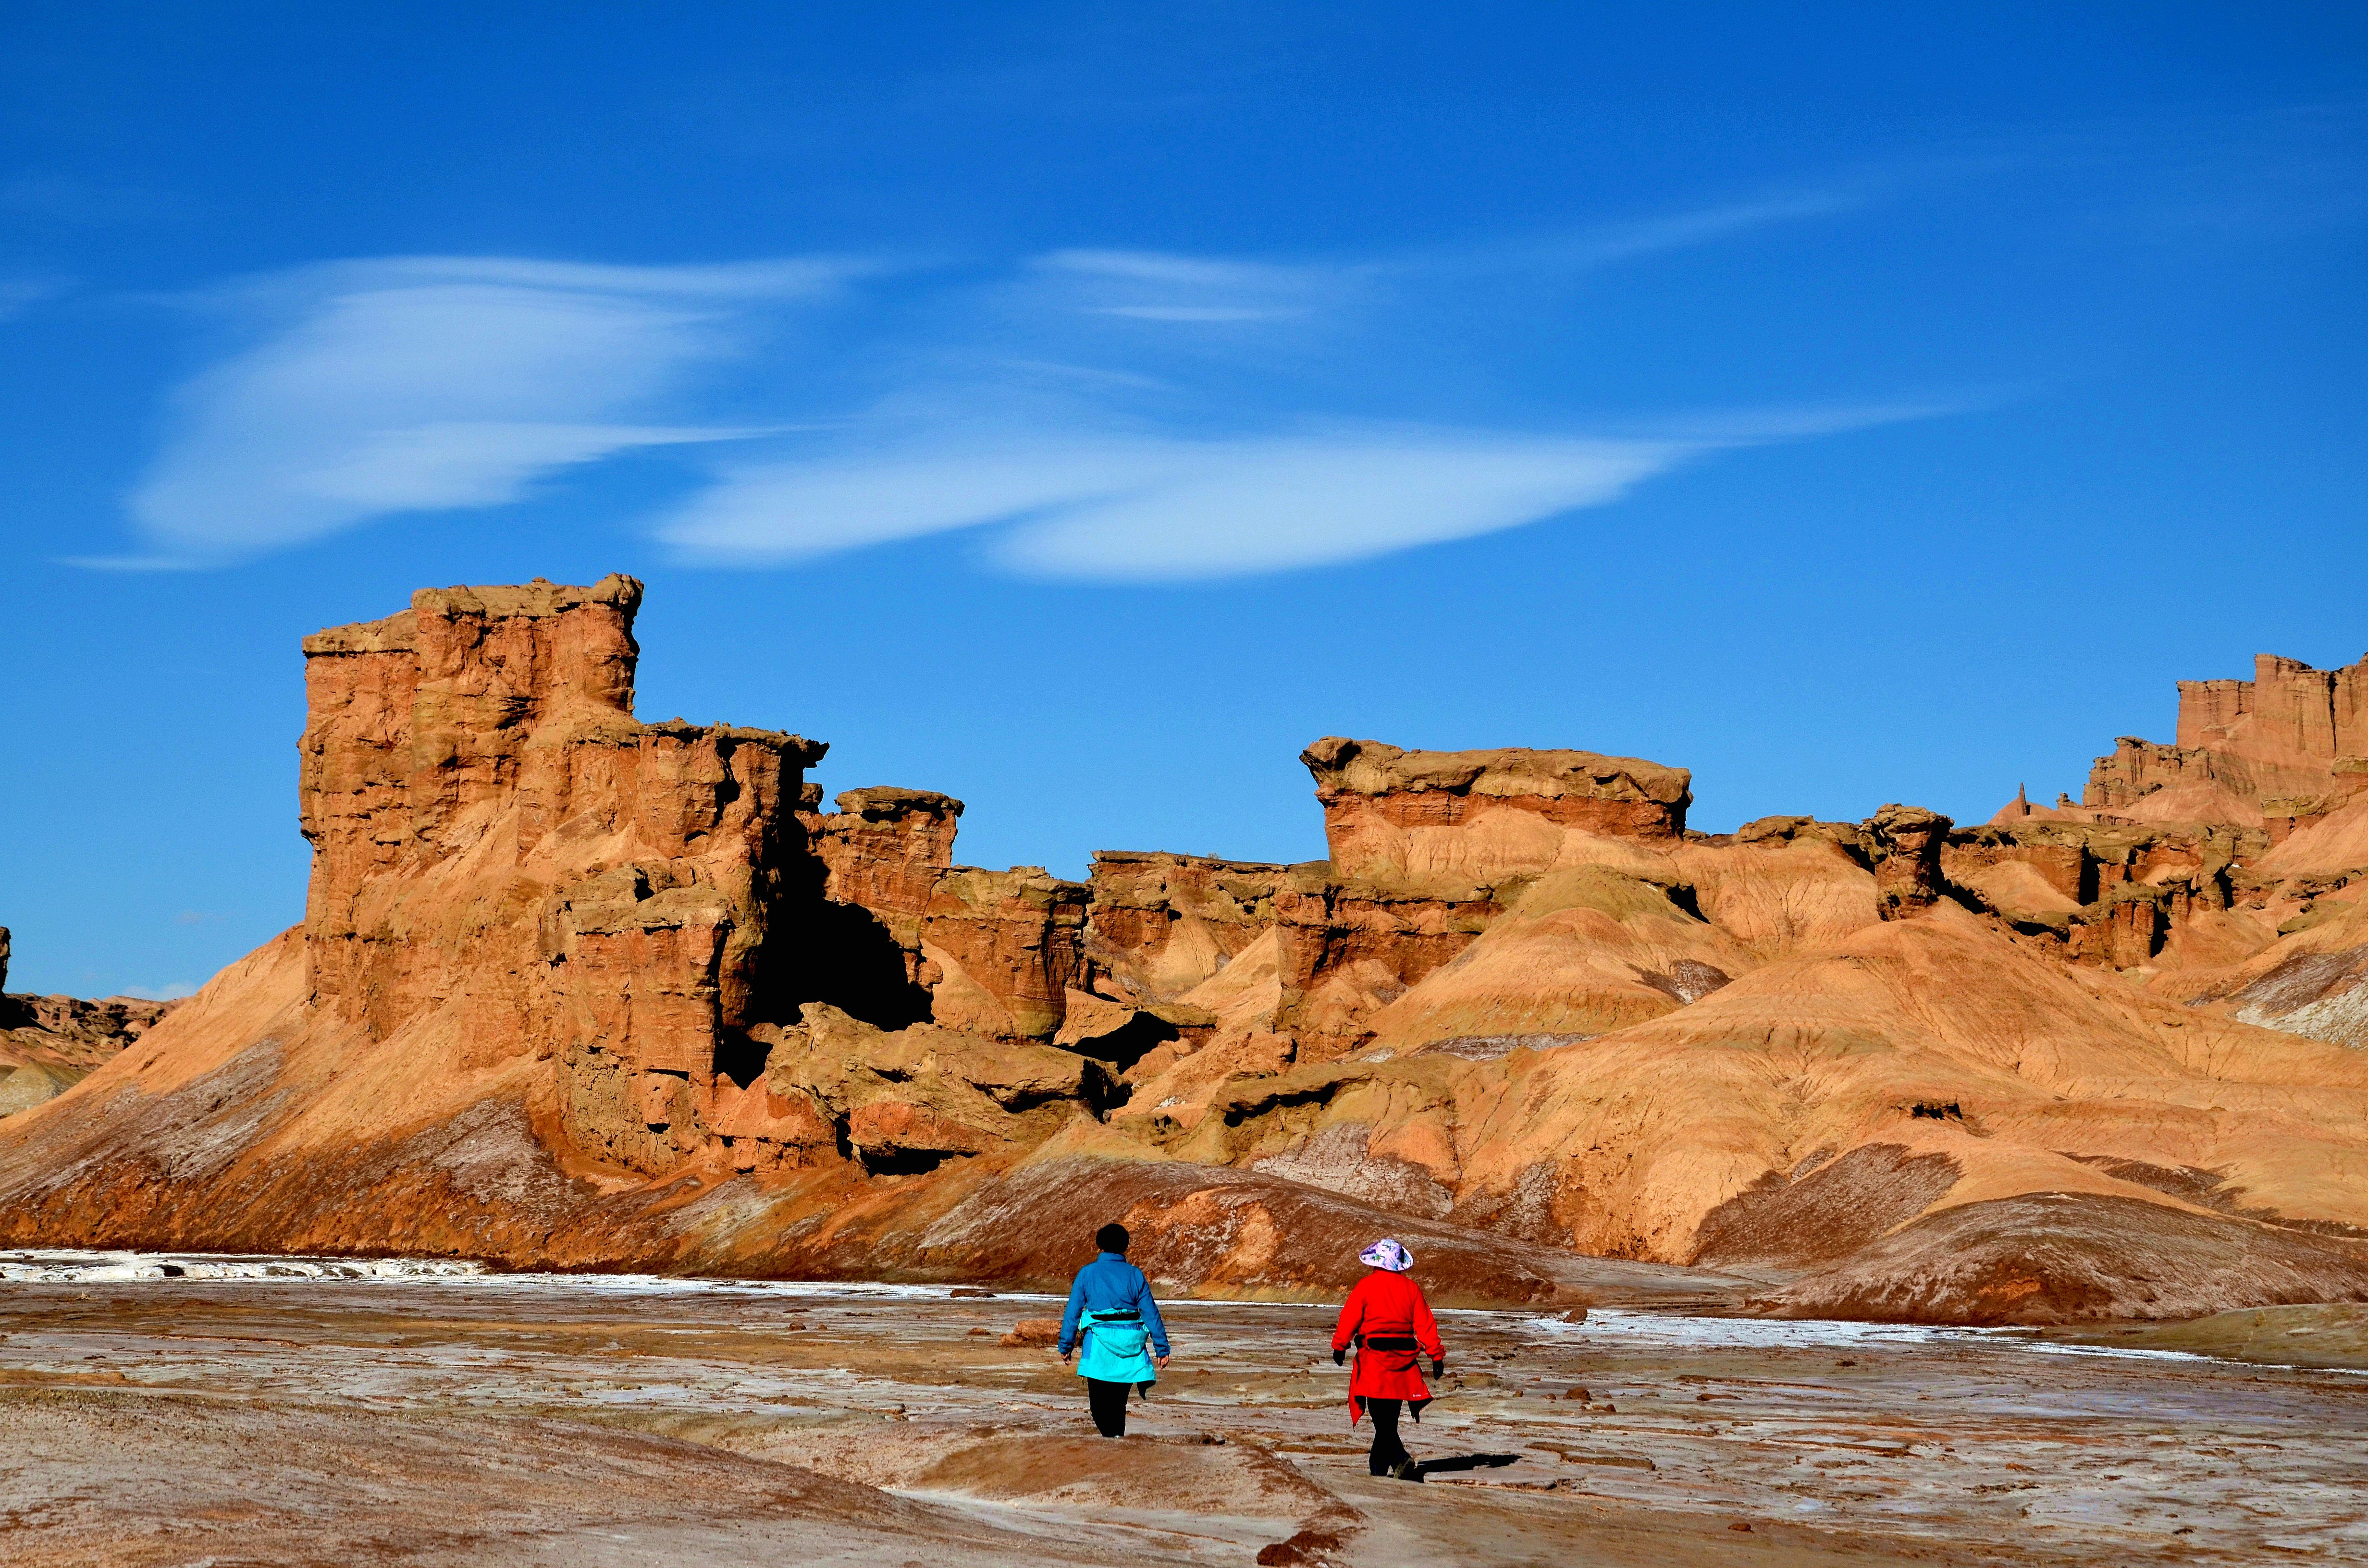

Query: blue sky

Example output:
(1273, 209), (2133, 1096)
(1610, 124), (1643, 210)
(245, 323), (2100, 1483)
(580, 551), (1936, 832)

(2, 4), (2363, 998)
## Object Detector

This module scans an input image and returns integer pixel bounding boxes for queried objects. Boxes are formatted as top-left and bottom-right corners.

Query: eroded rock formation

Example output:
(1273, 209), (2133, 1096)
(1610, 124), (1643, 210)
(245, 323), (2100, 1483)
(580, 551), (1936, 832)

(295, 575), (838, 1176)
(4, 585), (2368, 1323)
(2016, 650), (2368, 834)
(0, 927), (180, 1118)
(1986, 648), (2368, 1054)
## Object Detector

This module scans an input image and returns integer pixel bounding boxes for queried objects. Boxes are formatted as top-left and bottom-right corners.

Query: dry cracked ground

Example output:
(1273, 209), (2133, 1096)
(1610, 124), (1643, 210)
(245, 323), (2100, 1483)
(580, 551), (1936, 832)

(2, 1259), (2365, 1567)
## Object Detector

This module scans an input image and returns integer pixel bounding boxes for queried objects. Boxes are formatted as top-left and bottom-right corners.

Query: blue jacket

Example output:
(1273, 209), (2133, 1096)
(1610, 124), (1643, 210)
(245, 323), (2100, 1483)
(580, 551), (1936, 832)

(1056, 1252), (1170, 1356)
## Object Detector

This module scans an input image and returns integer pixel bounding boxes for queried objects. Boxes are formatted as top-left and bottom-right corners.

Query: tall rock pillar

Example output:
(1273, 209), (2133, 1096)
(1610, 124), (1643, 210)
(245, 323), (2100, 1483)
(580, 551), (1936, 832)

(295, 576), (826, 1173)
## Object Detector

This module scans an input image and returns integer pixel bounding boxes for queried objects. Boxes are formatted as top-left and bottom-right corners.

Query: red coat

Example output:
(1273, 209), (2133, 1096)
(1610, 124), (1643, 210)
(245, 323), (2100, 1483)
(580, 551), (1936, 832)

(1331, 1269), (1444, 1425)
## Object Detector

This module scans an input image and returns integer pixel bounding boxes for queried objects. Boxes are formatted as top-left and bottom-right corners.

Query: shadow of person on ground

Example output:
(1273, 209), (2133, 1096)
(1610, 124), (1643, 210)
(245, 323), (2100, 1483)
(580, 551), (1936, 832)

(1408, 1452), (1519, 1482)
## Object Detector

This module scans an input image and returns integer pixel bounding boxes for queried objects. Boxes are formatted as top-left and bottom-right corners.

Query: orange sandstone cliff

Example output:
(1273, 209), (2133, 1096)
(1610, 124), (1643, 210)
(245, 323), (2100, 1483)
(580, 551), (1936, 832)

(3, 583), (2367, 1323)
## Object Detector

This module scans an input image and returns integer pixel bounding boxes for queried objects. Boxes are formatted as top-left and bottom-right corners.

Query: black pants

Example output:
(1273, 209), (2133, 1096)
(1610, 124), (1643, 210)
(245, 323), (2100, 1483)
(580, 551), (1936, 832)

(1086, 1377), (1133, 1437)
(1365, 1397), (1411, 1476)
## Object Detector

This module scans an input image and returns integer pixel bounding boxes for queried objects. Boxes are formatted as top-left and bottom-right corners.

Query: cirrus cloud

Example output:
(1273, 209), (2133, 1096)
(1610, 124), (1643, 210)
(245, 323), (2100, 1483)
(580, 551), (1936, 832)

(105, 256), (851, 565)
(86, 186), (1933, 578)
(657, 428), (1692, 580)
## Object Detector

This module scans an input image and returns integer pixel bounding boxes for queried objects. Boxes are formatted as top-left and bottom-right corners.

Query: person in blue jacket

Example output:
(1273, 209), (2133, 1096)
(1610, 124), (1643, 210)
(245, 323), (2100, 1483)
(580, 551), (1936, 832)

(1056, 1223), (1172, 1437)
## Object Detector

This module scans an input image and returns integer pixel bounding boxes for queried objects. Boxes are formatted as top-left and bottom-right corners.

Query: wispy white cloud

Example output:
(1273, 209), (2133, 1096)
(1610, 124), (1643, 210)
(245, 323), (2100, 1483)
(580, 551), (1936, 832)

(56, 552), (209, 573)
(99, 186), (1915, 576)
(1514, 190), (1867, 270)
(1001, 191), (1867, 337)
(995, 358), (1172, 392)
(332, 256), (847, 294)
(114, 256), (851, 563)
(1091, 304), (1297, 322)
(106, 980), (201, 1001)
(1041, 249), (1311, 287)
(0, 275), (70, 320)
(662, 439), (1175, 562)
(987, 433), (1682, 578)
(281, 420), (775, 511)
(1031, 245), (1345, 328)
(654, 403), (1937, 581)
(640, 187), (1926, 581)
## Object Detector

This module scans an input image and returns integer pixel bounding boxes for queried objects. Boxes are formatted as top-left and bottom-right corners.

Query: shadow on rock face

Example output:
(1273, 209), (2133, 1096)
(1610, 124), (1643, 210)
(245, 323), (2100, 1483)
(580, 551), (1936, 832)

(757, 899), (937, 1034)
(1690, 1144), (1962, 1271)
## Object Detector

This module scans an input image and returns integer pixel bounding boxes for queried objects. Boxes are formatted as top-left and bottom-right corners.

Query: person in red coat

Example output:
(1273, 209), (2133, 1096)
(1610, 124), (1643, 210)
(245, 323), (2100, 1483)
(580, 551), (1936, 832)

(1330, 1238), (1445, 1480)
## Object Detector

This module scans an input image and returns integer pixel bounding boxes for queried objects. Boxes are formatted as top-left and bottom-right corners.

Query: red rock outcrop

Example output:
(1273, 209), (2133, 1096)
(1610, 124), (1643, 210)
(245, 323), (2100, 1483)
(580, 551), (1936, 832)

(1864, 804), (1953, 917)
(1083, 851), (1295, 1001)
(1212, 739), (1698, 1063)
(5, 578), (2368, 1324)
(816, 787), (964, 915)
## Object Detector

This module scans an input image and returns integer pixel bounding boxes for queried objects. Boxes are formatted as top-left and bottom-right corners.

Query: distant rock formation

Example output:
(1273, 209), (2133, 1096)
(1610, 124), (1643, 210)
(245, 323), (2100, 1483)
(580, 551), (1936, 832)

(2, 579), (2366, 1325)
(1984, 649), (2368, 1052)
(1303, 736), (1692, 878)
(0, 928), (179, 1117)
(2000, 650), (2368, 835)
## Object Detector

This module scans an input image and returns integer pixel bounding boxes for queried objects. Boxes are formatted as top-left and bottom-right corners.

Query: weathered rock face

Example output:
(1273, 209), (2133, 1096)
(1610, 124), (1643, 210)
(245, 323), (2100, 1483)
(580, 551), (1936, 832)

(917, 867), (1089, 1043)
(1864, 804), (1953, 918)
(1114, 740), (1702, 1065)
(817, 788), (964, 914)
(1084, 851), (1296, 1001)
(5, 579), (2368, 1324)
(1937, 816), (2260, 972)
(1302, 736), (1691, 892)
(1350, 865), (1746, 1053)
(2176, 654), (2368, 813)
(295, 575), (833, 1176)
(760, 1004), (1117, 1175)
(805, 787), (1090, 1043)
(798, 787), (967, 1028)
(2, 992), (176, 1045)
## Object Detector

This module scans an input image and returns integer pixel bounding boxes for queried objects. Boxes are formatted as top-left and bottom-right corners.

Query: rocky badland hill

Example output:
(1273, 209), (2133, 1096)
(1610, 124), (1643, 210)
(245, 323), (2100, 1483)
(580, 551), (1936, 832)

(2, 576), (2365, 1323)
(0, 928), (177, 1117)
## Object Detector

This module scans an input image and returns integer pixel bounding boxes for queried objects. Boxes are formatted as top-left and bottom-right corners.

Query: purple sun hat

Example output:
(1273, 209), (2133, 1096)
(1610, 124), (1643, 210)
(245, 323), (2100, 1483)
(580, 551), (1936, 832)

(1358, 1238), (1413, 1272)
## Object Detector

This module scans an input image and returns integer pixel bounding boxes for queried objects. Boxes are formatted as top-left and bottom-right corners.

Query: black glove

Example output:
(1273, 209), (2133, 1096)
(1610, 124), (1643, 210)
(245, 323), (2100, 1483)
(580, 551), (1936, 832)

(1429, 1358), (1444, 1379)
(1332, 1348), (1346, 1366)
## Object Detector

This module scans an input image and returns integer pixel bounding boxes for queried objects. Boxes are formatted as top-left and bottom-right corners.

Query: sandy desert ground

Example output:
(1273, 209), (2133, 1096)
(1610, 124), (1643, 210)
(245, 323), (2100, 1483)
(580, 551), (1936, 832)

(2, 1254), (2364, 1566)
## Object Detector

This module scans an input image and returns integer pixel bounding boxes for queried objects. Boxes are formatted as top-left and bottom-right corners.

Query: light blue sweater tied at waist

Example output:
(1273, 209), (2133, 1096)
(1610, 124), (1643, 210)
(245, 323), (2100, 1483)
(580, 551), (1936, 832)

(1056, 1252), (1170, 1358)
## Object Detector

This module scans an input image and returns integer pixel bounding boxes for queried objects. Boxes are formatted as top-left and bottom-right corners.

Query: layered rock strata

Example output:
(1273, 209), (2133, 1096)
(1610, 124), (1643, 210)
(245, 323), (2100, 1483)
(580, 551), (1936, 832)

(1302, 735), (1691, 886)
(4, 584), (2368, 1323)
